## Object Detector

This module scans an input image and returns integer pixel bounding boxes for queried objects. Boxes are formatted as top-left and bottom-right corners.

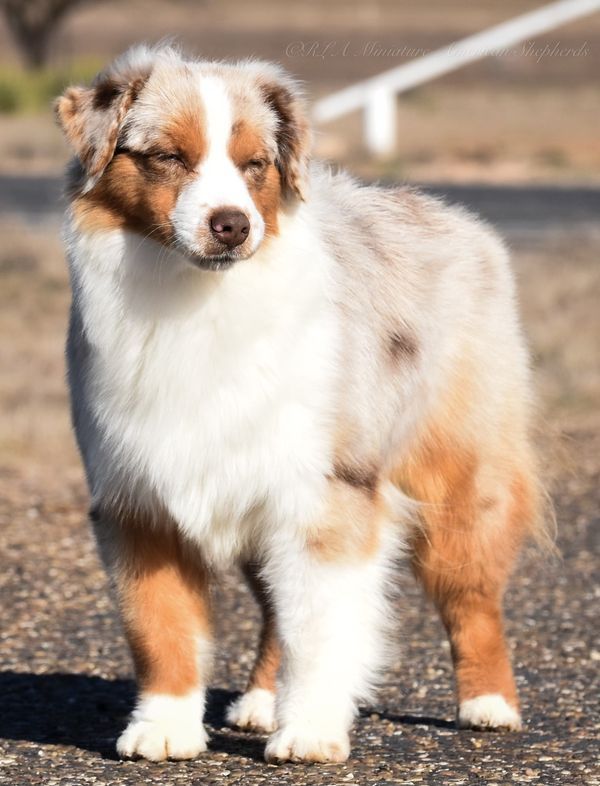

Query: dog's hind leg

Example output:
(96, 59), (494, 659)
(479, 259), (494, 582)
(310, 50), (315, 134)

(226, 561), (280, 733)
(397, 431), (539, 731)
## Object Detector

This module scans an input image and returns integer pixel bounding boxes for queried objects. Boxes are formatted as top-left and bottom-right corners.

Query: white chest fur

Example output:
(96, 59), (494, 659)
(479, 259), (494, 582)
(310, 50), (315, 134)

(66, 211), (339, 564)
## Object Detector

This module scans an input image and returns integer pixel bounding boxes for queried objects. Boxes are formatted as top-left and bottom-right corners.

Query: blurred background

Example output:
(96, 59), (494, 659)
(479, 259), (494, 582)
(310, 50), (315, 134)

(0, 4), (598, 781)
(0, 0), (600, 179)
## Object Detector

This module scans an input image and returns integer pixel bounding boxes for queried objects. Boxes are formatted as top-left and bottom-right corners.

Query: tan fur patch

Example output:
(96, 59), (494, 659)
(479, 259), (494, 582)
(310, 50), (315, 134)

(395, 431), (528, 705)
(163, 105), (207, 171)
(228, 120), (281, 237)
(112, 517), (211, 696)
(70, 105), (207, 240)
(243, 563), (281, 692)
(307, 479), (383, 563)
(257, 77), (311, 200)
(56, 76), (148, 182)
(386, 335), (541, 707)
(393, 406), (536, 707)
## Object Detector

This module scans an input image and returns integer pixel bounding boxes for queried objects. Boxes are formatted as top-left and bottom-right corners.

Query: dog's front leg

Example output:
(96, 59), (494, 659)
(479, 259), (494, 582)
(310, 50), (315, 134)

(92, 509), (212, 761)
(264, 489), (395, 764)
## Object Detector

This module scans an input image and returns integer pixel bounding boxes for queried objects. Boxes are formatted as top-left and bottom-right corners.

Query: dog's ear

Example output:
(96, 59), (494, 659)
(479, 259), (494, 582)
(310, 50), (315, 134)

(252, 65), (312, 201)
(55, 46), (155, 191)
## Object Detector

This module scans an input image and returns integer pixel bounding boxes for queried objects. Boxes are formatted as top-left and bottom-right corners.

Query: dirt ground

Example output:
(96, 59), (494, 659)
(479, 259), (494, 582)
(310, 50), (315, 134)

(0, 215), (599, 784)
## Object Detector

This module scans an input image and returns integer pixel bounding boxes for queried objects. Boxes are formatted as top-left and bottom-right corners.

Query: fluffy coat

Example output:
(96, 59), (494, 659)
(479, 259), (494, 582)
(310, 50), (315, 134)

(56, 44), (540, 763)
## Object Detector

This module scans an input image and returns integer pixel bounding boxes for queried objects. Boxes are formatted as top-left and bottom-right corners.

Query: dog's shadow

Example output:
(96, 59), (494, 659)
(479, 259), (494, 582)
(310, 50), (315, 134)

(0, 670), (453, 760)
(0, 671), (251, 759)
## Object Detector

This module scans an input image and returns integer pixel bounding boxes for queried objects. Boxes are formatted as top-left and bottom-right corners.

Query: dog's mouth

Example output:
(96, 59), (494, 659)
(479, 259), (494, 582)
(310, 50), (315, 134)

(183, 239), (262, 271)
(169, 240), (243, 271)
(169, 234), (260, 272)
(186, 252), (239, 272)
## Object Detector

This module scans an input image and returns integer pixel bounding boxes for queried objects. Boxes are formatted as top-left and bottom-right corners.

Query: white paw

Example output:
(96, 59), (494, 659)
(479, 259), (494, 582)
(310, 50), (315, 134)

(265, 726), (350, 763)
(458, 693), (522, 731)
(226, 687), (277, 733)
(117, 691), (208, 761)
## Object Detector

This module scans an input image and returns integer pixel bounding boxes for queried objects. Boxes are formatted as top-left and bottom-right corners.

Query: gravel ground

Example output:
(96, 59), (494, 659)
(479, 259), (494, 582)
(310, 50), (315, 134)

(1, 426), (598, 786)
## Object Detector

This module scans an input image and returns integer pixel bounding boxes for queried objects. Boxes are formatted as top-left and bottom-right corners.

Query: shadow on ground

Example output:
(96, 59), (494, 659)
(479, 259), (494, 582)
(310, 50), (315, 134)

(0, 672), (247, 758)
(0, 670), (456, 761)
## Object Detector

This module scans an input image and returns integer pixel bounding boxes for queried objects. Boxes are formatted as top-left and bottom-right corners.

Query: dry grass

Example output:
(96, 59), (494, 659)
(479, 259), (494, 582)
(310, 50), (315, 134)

(0, 219), (597, 495)
(0, 222), (79, 486)
(0, 115), (66, 175)
(515, 227), (600, 426)
(325, 86), (600, 184)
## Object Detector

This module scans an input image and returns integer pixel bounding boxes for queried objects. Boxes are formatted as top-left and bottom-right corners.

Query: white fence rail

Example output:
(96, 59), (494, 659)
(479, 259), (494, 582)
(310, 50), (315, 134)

(312, 0), (600, 155)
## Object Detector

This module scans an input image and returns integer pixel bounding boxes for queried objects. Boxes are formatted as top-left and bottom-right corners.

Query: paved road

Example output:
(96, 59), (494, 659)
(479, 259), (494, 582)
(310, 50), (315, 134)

(1, 174), (600, 231)
(1, 428), (598, 786)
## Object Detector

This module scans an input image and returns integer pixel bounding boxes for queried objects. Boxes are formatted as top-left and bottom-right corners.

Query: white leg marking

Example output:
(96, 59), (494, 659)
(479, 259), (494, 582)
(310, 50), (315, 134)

(263, 530), (396, 763)
(458, 693), (522, 731)
(117, 691), (208, 761)
(226, 687), (277, 733)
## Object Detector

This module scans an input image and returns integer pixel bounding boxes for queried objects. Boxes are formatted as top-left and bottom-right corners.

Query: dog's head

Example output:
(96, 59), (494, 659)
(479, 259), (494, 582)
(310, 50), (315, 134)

(56, 45), (311, 269)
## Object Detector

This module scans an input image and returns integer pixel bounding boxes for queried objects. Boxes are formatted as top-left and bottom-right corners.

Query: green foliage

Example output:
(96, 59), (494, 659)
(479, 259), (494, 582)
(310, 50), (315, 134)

(0, 80), (19, 112)
(0, 58), (103, 114)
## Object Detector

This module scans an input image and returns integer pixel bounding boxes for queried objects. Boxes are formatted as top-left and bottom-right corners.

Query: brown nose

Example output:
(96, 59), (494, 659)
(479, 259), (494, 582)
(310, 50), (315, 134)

(209, 209), (250, 249)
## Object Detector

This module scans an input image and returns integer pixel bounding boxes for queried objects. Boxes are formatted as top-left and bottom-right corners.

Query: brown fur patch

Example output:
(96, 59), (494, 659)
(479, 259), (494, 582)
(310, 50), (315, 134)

(74, 153), (183, 241)
(442, 590), (520, 706)
(243, 562), (281, 692)
(257, 78), (311, 200)
(103, 513), (212, 696)
(163, 104), (207, 171)
(393, 419), (536, 706)
(388, 329), (419, 362)
(388, 339), (540, 707)
(93, 77), (122, 110)
(56, 74), (148, 182)
(228, 120), (281, 237)
(71, 104), (208, 240)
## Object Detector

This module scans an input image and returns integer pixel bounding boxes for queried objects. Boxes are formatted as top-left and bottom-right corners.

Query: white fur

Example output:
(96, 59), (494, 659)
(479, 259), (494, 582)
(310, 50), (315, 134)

(226, 688), (277, 733)
(66, 206), (339, 566)
(171, 76), (264, 257)
(458, 693), (522, 730)
(117, 691), (208, 761)
(62, 47), (533, 765)
(263, 525), (398, 763)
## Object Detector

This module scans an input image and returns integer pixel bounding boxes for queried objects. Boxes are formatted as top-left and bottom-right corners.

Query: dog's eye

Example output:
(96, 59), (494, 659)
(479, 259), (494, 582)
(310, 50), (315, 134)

(154, 152), (186, 167)
(244, 158), (267, 172)
(115, 147), (186, 169)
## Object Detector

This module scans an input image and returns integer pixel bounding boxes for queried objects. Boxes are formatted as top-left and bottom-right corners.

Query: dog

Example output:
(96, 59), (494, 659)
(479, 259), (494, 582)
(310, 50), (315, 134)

(55, 44), (542, 764)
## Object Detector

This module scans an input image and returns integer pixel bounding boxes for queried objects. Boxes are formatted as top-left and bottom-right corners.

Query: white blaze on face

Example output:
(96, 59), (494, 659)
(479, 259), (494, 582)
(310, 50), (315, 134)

(171, 75), (265, 257)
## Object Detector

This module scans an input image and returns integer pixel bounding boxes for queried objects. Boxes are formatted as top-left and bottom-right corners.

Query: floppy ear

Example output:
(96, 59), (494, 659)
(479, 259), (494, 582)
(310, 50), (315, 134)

(54, 48), (153, 191)
(254, 66), (312, 201)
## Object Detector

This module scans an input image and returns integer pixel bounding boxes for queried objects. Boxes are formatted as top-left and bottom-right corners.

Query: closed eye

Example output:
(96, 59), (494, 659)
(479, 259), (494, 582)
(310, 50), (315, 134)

(155, 151), (184, 163)
(244, 158), (267, 171)
(115, 146), (187, 169)
(153, 151), (187, 168)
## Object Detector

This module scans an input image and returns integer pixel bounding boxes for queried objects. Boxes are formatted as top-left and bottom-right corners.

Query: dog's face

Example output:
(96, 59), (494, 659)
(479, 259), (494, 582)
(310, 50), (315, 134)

(56, 46), (310, 269)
